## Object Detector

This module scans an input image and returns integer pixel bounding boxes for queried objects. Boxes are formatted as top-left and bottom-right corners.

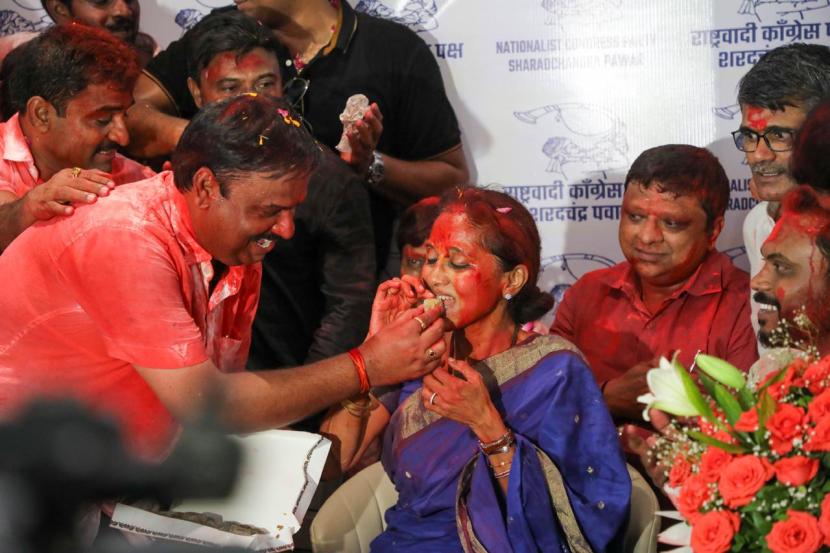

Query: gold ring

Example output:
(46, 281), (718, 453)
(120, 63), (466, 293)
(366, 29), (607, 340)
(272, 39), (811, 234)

(426, 348), (436, 359)
(71, 167), (81, 178)
(429, 392), (438, 406)
(414, 316), (427, 332)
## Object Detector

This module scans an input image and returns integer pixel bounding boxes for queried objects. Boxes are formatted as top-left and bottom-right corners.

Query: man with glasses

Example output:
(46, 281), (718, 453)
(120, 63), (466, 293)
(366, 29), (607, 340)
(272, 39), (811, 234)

(126, 1), (468, 277)
(733, 43), (830, 348)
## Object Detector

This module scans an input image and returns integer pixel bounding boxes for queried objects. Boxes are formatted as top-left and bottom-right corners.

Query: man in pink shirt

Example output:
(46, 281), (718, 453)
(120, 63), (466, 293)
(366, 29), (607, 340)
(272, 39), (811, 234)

(0, 23), (152, 251)
(0, 94), (446, 459)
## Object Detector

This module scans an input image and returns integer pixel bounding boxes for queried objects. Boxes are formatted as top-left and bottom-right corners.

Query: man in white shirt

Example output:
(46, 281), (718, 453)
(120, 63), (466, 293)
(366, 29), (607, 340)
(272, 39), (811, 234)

(734, 43), (830, 350)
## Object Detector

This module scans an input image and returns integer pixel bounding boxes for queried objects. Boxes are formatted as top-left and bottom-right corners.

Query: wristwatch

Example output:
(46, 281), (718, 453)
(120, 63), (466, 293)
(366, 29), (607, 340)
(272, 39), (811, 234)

(366, 151), (385, 186)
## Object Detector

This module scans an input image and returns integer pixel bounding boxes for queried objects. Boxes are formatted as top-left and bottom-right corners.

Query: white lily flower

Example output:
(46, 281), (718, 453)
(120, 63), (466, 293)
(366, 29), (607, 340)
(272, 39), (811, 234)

(637, 357), (701, 421)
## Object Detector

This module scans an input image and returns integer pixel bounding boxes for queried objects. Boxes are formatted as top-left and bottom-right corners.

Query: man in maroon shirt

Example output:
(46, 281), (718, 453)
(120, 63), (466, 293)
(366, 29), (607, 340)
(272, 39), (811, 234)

(552, 144), (758, 421)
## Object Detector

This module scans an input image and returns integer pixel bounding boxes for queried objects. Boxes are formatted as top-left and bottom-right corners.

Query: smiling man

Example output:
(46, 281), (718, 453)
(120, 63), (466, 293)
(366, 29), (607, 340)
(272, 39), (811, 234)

(735, 44), (830, 350)
(0, 24), (153, 251)
(0, 94), (447, 460)
(552, 145), (757, 420)
(183, 12), (376, 399)
(751, 186), (830, 354)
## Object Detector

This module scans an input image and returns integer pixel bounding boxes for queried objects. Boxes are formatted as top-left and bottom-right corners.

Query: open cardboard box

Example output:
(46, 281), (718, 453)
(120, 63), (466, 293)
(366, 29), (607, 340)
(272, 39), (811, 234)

(111, 430), (331, 551)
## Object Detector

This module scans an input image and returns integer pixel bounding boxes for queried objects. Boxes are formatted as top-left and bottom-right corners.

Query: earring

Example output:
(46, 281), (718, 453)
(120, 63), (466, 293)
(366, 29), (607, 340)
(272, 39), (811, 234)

(504, 293), (513, 301)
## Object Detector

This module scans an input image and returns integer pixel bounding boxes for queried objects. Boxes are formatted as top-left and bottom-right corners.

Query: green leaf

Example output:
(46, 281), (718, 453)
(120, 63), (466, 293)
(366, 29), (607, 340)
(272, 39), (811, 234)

(699, 371), (718, 395)
(688, 429), (747, 454)
(757, 391), (776, 428)
(713, 381), (744, 425)
(738, 386), (755, 410)
(695, 353), (747, 389)
(674, 358), (715, 422)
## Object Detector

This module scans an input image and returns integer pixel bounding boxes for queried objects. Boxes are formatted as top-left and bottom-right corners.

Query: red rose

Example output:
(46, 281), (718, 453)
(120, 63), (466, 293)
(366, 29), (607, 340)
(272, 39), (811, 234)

(759, 368), (784, 390)
(766, 510), (823, 553)
(773, 456), (820, 486)
(734, 407), (759, 432)
(764, 363), (805, 400)
(767, 403), (806, 455)
(699, 447), (732, 482)
(767, 382), (785, 401)
(668, 454), (692, 488)
(690, 510), (740, 553)
(804, 357), (830, 394)
(677, 474), (712, 522)
(819, 494), (830, 547)
(808, 389), (830, 422)
(783, 362), (806, 388)
(718, 455), (773, 508)
(804, 418), (830, 452)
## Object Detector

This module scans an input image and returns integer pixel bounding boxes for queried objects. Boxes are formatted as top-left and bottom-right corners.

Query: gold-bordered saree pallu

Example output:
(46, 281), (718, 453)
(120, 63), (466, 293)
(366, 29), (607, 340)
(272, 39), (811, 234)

(373, 335), (631, 553)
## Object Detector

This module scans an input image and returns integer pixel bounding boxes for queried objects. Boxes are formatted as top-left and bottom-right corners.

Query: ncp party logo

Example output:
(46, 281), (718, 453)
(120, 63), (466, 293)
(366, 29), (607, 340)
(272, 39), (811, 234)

(354, 0), (439, 32)
(10, 0), (44, 9)
(175, 1), (227, 34)
(541, 0), (623, 26)
(738, 0), (830, 20)
(514, 103), (629, 182)
(1, 1), (49, 37)
(538, 253), (616, 319)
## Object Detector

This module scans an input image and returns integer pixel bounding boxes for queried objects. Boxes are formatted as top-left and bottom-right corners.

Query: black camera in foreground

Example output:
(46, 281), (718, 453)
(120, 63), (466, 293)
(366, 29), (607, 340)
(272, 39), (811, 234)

(0, 400), (246, 553)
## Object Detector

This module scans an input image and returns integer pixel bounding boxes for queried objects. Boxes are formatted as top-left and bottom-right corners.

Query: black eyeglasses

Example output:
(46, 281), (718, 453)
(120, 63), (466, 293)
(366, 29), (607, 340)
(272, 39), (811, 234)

(283, 77), (310, 114)
(731, 127), (797, 153)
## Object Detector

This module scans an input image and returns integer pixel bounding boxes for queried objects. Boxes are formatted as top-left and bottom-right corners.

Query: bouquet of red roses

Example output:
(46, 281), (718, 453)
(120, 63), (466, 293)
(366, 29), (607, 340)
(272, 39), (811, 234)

(638, 353), (830, 553)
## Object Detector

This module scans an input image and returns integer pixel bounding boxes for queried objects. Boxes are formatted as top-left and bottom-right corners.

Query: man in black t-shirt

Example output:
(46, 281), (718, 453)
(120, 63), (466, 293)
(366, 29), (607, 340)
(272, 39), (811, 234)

(126, 0), (468, 275)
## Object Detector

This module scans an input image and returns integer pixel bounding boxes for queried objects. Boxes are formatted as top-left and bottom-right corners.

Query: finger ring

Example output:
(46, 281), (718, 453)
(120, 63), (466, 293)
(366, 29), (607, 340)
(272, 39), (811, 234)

(426, 348), (436, 359)
(414, 316), (427, 332)
(429, 392), (438, 405)
(71, 167), (81, 178)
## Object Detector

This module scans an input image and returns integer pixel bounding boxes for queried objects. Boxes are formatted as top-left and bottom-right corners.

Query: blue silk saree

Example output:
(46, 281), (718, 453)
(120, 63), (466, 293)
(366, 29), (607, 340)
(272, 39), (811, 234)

(371, 335), (631, 552)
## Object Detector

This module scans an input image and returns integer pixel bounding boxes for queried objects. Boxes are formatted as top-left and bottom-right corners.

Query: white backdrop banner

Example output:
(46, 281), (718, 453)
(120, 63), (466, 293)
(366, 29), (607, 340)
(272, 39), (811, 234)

(2, 0), (829, 321)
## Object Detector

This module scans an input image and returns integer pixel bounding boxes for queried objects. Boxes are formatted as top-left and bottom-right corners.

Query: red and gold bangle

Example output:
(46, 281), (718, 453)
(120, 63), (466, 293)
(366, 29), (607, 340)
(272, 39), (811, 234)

(348, 347), (371, 395)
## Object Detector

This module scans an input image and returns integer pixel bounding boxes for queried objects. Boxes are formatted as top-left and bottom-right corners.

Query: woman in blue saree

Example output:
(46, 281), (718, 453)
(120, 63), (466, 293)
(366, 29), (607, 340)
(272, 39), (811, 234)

(322, 188), (630, 552)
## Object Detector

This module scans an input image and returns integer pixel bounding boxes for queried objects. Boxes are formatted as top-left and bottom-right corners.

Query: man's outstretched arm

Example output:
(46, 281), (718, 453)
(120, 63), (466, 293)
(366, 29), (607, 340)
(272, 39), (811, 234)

(136, 305), (447, 432)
